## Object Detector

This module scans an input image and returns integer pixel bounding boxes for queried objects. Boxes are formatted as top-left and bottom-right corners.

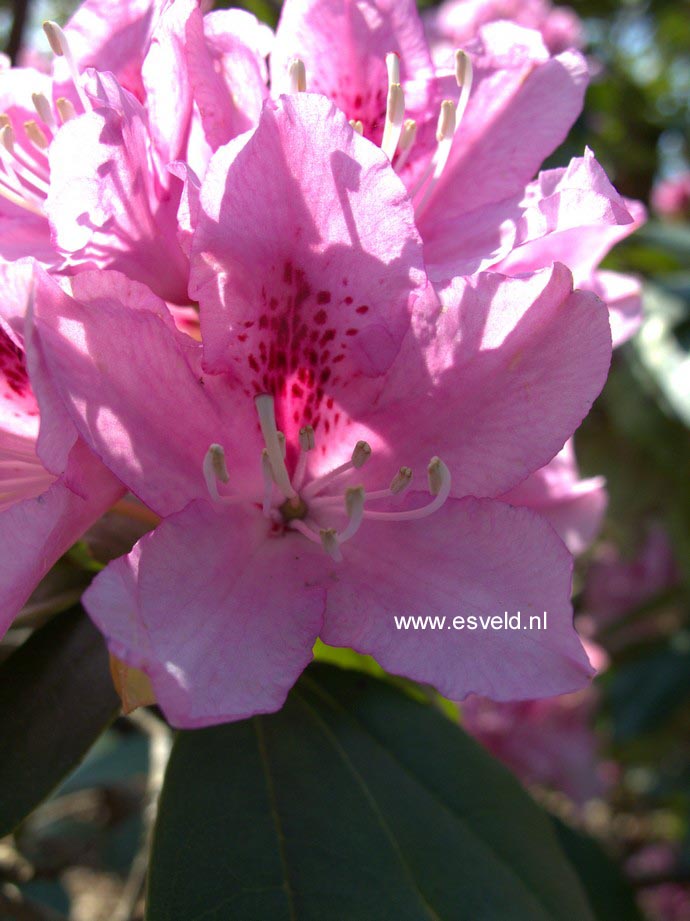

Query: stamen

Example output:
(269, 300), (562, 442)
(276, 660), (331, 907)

(299, 425), (315, 452)
(380, 53), (404, 161)
(302, 440), (372, 499)
(292, 425), (315, 491)
(261, 449), (274, 517)
(394, 119), (417, 174)
(320, 528), (343, 562)
(288, 57), (307, 93)
(24, 120), (49, 151)
(277, 430), (287, 458)
(32, 92), (56, 128)
(56, 98), (77, 123)
(289, 518), (323, 545)
(255, 394), (297, 500)
(352, 440), (372, 469)
(390, 465), (413, 494)
(412, 100), (457, 214)
(363, 457), (451, 521)
(349, 119), (364, 135)
(338, 486), (365, 543)
(454, 50), (473, 123)
(43, 21), (92, 113)
(203, 443), (230, 502)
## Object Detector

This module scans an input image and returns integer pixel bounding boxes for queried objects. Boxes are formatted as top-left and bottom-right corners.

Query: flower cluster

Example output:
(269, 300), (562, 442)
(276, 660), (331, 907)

(0, 0), (644, 726)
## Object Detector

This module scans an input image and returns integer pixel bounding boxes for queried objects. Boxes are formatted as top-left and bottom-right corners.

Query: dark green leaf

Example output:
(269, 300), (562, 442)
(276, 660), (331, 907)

(551, 820), (643, 921)
(0, 607), (120, 837)
(148, 664), (594, 921)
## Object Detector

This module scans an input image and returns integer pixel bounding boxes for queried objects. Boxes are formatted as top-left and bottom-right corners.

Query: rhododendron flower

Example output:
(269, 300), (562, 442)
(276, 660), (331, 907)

(269, 0), (644, 341)
(32, 94), (612, 727)
(651, 171), (690, 220)
(462, 641), (610, 804)
(423, 0), (583, 64)
(0, 7), (271, 301)
(0, 260), (122, 634)
(500, 439), (606, 556)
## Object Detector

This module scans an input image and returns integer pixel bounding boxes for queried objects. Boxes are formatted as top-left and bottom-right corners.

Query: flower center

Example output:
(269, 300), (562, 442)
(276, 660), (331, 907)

(203, 394), (451, 562)
(0, 22), (89, 218)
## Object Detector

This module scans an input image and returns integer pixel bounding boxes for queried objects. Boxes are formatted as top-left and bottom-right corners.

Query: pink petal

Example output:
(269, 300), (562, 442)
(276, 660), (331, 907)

(362, 265), (611, 498)
(46, 72), (189, 303)
(185, 9), (271, 151)
(321, 496), (593, 700)
(0, 439), (123, 636)
(190, 92), (429, 443)
(272, 0), (432, 143)
(141, 0), (195, 168)
(493, 149), (641, 283)
(30, 268), (260, 516)
(84, 500), (326, 727)
(587, 270), (643, 347)
(500, 440), (607, 554)
(62, 0), (168, 100)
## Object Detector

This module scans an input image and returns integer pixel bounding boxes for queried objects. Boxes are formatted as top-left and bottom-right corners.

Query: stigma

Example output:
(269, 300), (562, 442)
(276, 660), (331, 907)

(203, 395), (451, 562)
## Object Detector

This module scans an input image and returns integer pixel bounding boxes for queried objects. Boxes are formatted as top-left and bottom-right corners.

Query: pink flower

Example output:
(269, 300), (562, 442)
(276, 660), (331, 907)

(0, 7), (271, 302)
(500, 439), (607, 556)
(0, 260), (122, 635)
(270, 0), (644, 342)
(651, 172), (690, 220)
(462, 638), (612, 804)
(32, 94), (612, 727)
(423, 0), (584, 63)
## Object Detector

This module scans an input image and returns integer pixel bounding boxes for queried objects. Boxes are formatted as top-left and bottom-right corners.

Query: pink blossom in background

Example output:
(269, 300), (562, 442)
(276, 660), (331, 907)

(423, 0), (583, 65)
(578, 527), (681, 649)
(30, 92), (614, 727)
(461, 640), (610, 805)
(651, 172), (690, 220)
(500, 439), (607, 556)
(270, 0), (644, 343)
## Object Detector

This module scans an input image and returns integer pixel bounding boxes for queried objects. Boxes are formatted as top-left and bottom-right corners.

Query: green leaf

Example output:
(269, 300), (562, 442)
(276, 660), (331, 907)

(148, 664), (594, 921)
(551, 820), (643, 921)
(0, 607), (120, 837)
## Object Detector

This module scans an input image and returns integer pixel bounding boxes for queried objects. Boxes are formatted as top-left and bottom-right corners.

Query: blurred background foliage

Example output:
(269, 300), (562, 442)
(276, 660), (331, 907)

(0, 0), (688, 918)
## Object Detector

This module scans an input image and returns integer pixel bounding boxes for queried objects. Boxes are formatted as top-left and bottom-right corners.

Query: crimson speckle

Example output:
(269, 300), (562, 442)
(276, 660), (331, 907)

(316, 291), (331, 305)
(356, 305), (369, 314)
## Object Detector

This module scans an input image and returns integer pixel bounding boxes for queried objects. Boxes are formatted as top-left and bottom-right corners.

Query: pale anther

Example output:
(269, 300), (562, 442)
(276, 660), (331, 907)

(203, 444), (230, 502)
(427, 456), (448, 496)
(288, 57), (307, 93)
(43, 21), (92, 113)
(56, 98), (77, 123)
(0, 123), (15, 153)
(338, 486), (365, 543)
(320, 528), (343, 562)
(390, 466), (412, 494)
(436, 99), (457, 143)
(32, 92), (55, 128)
(349, 119), (364, 135)
(42, 21), (65, 56)
(299, 425), (315, 452)
(351, 440), (372, 469)
(454, 50), (473, 123)
(24, 121), (49, 150)
(381, 83), (405, 161)
(394, 119), (416, 175)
